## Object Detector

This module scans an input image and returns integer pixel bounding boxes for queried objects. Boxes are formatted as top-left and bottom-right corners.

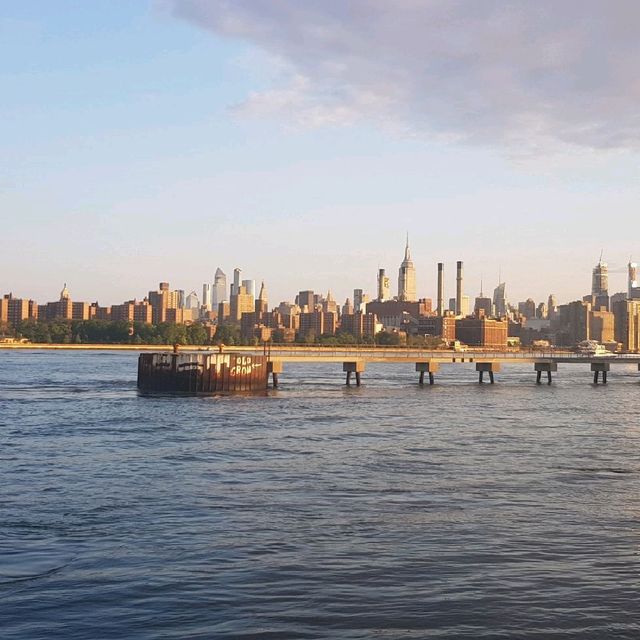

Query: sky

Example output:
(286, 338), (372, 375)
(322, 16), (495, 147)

(1, 0), (639, 307)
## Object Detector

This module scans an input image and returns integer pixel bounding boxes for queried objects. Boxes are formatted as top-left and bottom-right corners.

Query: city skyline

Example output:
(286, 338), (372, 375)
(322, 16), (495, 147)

(2, 2), (640, 307)
(4, 245), (637, 311)
(4, 243), (638, 317)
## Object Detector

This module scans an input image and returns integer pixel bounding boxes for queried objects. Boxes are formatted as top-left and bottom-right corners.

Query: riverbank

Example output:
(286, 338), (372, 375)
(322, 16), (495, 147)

(0, 343), (201, 351)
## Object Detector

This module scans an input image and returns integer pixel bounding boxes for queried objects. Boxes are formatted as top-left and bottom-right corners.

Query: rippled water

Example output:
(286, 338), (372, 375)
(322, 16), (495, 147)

(1, 350), (640, 639)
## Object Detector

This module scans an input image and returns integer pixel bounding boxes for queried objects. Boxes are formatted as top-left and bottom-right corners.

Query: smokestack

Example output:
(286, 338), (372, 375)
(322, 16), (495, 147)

(456, 261), (463, 316)
(437, 263), (444, 316)
(378, 268), (385, 301)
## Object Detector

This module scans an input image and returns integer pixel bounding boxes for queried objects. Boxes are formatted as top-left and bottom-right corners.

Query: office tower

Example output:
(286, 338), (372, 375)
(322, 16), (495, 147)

(213, 268), (227, 306)
(175, 290), (185, 309)
(456, 261), (463, 315)
(474, 277), (492, 317)
(474, 295), (492, 316)
(448, 297), (456, 313)
(255, 281), (268, 316)
(493, 282), (507, 317)
(242, 279), (256, 298)
(536, 302), (548, 319)
(461, 295), (471, 317)
(354, 288), (364, 312)
(592, 256), (609, 310)
(377, 269), (390, 302)
(547, 294), (557, 319)
(629, 261), (638, 298)
(297, 290), (315, 312)
(231, 268), (241, 297)
(342, 298), (354, 316)
(323, 290), (338, 314)
(230, 284), (254, 323)
(437, 263), (444, 316)
(518, 299), (536, 319)
(397, 236), (417, 302)
(613, 299), (640, 351)
(186, 290), (200, 310)
(202, 283), (211, 309)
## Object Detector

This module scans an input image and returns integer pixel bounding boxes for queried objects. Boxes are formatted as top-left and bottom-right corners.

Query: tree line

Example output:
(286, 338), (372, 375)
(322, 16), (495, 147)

(12, 319), (444, 347)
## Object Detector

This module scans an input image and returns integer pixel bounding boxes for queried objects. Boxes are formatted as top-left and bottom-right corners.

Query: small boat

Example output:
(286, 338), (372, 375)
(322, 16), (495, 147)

(574, 340), (613, 356)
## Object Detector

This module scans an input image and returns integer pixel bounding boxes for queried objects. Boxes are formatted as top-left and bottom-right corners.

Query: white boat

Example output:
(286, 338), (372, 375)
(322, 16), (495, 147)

(574, 340), (613, 356)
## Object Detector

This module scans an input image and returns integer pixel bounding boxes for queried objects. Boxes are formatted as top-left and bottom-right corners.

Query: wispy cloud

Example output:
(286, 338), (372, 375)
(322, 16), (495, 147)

(170, 0), (640, 152)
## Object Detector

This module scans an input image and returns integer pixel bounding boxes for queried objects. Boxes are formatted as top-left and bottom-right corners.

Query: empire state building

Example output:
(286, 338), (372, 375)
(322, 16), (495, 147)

(398, 236), (417, 301)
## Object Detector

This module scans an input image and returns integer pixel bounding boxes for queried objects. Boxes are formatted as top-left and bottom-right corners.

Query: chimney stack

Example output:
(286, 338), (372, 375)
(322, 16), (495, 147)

(456, 261), (463, 316)
(437, 263), (444, 316)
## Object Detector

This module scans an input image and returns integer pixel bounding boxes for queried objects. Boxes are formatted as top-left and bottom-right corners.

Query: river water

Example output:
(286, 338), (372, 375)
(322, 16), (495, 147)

(1, 350), (639, 639)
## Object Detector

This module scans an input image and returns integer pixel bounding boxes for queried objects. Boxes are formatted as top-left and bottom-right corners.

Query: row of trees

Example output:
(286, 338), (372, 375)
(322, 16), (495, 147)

(12, 319), (444, 348)
(15, 320), (209, 345)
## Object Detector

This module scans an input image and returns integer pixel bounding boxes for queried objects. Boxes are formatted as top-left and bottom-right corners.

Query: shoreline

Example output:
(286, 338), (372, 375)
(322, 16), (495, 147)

(0, 343), (199, 351)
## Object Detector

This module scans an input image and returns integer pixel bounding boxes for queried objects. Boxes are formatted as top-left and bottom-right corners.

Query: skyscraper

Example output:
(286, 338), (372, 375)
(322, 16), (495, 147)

(213, 268), (226, 306)
(397, 236), (416, 302)
(202, 283), (211, 309)
(474, 279), (492, 316)
(592, 256), (609, 310)
(548, 294), (558, 319)
(455, 261), (463, 315)
(354, 288), (364, 311)
(185, 290), (200, 310)
(242, 279), (256, 298)
(232, 268), (241, 297)
(493, 283), (507, 317)
(629, 261), (638, 298)
(437, 263), (444, 316)
(297, 290), (315, 312)
(255, 281), (268, 315)
(377, 269), (390, 301)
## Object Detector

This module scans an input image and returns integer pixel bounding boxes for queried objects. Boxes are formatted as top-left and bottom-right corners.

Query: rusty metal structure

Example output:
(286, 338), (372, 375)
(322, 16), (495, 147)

(137, 352), (269, 395)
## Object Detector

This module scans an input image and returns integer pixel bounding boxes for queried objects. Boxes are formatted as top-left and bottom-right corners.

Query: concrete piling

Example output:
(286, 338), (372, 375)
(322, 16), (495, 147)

(476, 362), (500, 384)
(343, 361), (365, 386)
(267, 360), (283, 388)
(416, 361), (439, 385)
(534, 362), (557, 385)
(591, 362), (610, 384)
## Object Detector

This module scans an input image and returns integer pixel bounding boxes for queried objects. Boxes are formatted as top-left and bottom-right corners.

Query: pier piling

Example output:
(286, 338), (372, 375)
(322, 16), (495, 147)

(476, 362), (500, 384)
(534, 362), (557, 385)
(591, 362), (610, 384)
(416, 361), (439, 385)
(267, 360), (283, 388)
(343, 361), (365, 386)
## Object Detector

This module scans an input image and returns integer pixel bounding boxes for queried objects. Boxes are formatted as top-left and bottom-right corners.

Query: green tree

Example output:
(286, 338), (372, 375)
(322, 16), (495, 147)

(214, 324), (241, 346)
(376, 330), (402, 346)
(49, 320), (72, 343)
(186, 323), (208, 345)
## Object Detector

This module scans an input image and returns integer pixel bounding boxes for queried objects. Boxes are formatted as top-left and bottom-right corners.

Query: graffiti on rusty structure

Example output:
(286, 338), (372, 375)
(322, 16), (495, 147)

(230, 355), (263, 377)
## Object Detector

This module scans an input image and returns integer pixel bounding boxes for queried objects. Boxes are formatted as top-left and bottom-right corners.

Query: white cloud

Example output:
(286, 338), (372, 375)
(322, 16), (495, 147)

(170, 0), (640, 151)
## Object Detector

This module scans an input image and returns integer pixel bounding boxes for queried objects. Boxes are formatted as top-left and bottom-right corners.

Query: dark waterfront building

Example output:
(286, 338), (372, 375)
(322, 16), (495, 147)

(455, 314), (508, 349)
(417, 315), (456, 342)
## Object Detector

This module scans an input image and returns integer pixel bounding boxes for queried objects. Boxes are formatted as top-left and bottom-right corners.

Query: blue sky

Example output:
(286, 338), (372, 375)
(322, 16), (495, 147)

(2, 1), (638, 307)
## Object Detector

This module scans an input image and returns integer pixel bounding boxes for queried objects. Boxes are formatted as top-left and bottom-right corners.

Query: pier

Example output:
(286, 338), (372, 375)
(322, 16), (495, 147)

(136, 347), (640, 393)
(233, 347), (640, 388)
